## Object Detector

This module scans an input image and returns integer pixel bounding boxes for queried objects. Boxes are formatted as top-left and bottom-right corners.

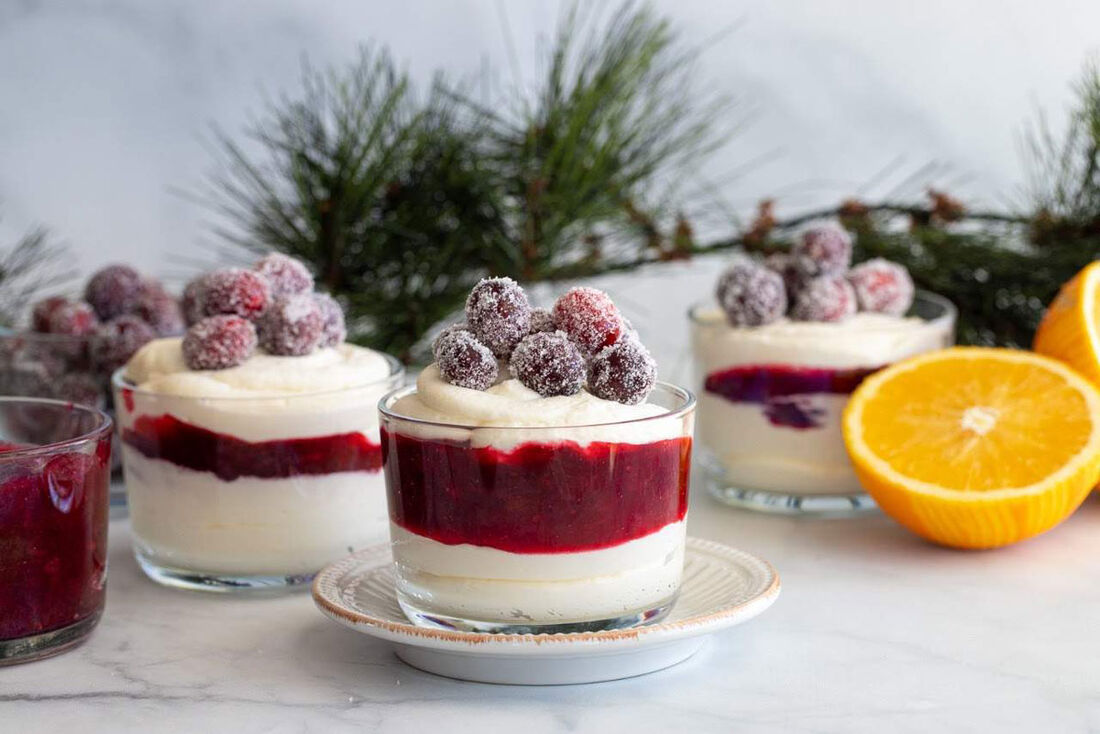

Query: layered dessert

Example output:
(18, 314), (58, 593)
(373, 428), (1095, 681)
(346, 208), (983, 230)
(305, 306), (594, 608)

(381, 280), (694, 631)
(691, 225), (954, 509)
(0, 399), (112, 664)
(114, 255), (402, 588)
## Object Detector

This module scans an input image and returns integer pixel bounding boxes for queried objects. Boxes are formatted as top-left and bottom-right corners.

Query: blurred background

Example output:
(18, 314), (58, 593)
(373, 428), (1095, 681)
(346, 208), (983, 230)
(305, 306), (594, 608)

(2, 0), (1100, 374)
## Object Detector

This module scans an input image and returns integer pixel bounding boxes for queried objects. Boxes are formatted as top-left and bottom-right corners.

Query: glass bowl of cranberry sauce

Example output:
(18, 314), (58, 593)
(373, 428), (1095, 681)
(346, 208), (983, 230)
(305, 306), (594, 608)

(379, 381), (696, 634)
(0, 397), (112, 665)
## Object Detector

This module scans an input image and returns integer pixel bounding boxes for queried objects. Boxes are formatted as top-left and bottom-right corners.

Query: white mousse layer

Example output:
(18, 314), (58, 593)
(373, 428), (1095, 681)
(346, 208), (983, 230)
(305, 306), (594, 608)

(392, 521), (686, 623)
(118, 338), (401, 577)
(387, 365), (684, 450)
(691, 306), (950, 495)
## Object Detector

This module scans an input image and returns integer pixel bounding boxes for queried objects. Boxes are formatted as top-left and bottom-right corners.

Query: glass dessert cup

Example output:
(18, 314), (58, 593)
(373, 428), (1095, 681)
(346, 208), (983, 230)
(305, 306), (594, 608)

(111, 356), (404, 592)
(0, 397), (112, 665)
(690, 290), (956, 516)
(379, 382), (696, 634)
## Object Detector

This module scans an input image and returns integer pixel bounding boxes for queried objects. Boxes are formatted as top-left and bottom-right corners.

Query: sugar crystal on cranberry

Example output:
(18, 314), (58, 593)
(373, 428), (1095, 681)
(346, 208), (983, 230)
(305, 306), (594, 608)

(254, 253), (314, 297)
(792, 225), (852, 277)
(465, 277), (531, 359)
(85, 264), (143, 320)
(436, 331), (497, 391)
(257, 294), (323, 356)
(313, 292), (346, 348)
(848, 258), (915, 316)
(47, 301), (99, 337)
(551, 287), (622, 356)
(509, 331), (585, 397)
(432, 322), (470, 360)
(183, 315), (257, 370)
(790, 275), (857, 322)
(181, 276), (207, 325)
(89, 315), (156, 373)
(201, 267), (271, 320)
(135, 290), (184, 336)
(529, 307), (555, 334)
(587, 337), (657, 405)
(715, 255), (787, 327)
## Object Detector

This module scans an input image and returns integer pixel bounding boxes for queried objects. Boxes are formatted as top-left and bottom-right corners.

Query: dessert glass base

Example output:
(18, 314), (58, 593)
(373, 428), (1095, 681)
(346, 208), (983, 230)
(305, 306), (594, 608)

(395, 588), (676, 634)
(0, 612), (102, 666)
(133, 546), (314, 593)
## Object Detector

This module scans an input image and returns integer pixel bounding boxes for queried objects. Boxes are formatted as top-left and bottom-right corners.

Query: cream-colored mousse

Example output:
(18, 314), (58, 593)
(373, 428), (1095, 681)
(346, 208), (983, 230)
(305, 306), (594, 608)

(691, 306), (951, 495)
(117, 338), (402, 577)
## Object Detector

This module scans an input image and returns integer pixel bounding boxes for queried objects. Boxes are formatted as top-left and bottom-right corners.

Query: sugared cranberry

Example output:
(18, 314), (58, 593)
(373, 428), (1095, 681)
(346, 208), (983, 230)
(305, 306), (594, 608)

(587, 338), (657, 405)
(551, 287), (622, 356)
(510, 331), (585, 397)
(181, 276), (208, 325)
(84, 265), (143, 320)
(313, 292), (346, 348)
(436, 331), (498, 391)
(254, 253), (314, 297)
(183, 315), (257, 370)
(31, 296), (69, 333)
(848, 258), (915, 316)
(201, 268), (271, 320)
(792, 225), (852, 277)
(55, 372), (105, 408)
(529, 307), (555, 334)
(135, 290), (184, 336)
(257, 294), (323, 356)
(465, 277), (532, 359)
(431, 322), (470, 360)
(47, 301), (100, 336)
(715, 255), (787, 327)
(790, 276), (857, 322)
(763, 252), (805, 295)
(89, 315), (156, 373)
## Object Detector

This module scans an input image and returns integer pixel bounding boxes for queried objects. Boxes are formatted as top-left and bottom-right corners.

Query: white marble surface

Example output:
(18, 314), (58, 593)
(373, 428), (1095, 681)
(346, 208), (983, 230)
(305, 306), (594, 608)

(5, 490), (1100, 733)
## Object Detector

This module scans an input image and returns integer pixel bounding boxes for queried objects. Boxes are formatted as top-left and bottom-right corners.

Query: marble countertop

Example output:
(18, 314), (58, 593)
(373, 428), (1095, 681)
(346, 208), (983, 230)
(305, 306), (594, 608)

(5, 491), (1100, 733)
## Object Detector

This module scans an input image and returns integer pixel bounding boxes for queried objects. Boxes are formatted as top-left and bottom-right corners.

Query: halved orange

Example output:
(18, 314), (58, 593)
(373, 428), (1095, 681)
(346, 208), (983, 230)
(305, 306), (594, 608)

(843, 347), (1100, 549)
(1034, 260), (1100, 384)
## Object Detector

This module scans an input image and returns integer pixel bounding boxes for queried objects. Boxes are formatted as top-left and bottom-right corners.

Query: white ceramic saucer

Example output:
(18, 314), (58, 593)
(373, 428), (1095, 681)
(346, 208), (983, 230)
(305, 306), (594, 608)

(312, 537), (780, 685)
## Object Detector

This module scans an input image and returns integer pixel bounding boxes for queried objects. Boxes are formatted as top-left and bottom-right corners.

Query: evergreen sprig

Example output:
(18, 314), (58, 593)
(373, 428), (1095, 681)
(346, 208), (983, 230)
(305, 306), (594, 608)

(0, 226), (72, 328)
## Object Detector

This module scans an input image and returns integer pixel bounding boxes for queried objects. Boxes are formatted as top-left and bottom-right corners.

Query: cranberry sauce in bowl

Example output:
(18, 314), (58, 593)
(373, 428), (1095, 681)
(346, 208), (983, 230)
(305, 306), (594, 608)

(0, 398), (112, 665)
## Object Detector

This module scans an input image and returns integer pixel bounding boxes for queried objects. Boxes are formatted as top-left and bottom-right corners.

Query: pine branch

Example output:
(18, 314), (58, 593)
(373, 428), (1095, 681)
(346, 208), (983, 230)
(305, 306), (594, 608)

(0, 226), (73, 328)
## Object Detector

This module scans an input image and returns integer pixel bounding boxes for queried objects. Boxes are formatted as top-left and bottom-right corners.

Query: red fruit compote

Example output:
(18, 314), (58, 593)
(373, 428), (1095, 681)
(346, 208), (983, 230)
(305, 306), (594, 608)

(0, 397), (112, 665)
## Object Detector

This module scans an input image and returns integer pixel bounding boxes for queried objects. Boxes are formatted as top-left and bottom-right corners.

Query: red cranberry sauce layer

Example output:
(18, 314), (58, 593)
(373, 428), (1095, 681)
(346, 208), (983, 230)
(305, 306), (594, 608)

(383, 430), (691, 554)
(122, 414), (382, 481)
(0, 438), (110, 640)
(704, 364), (880, 430)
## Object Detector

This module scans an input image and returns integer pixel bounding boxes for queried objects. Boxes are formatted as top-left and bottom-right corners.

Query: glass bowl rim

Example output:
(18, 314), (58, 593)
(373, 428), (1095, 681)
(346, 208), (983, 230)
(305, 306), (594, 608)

(687, 289), (957, 332)
(378, 380), (696, 431)
(0, 396), (113, 461)
(110, 351), (406, 402)
(0, 325), (91, 345)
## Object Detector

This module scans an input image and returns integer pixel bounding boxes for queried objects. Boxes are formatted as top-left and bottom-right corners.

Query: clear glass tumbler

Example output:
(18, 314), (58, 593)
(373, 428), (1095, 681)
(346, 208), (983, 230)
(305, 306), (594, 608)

(112, 356), (404, 591)
(690, 290), (956, 515)
(0, 397), (112, 665)
(379, 382), (696, 633)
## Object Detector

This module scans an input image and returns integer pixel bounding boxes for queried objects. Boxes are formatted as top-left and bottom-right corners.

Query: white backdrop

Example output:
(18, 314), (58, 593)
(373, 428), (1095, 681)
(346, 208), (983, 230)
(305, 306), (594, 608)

(0, 0), (1096, 288)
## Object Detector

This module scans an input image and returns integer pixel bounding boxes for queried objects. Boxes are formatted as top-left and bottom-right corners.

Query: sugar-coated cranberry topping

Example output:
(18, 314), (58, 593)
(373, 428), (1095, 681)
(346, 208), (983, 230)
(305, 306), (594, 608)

(89, 315), (156, 373)
(509, 331), (585, 397)
(465, 277), (532, 359)
(431, 322), (470, 360)
(436, 331), (498, 391)
(254, 253), (314, 297)
(313, 292), (346, 348)
(551, 287), (622, 356)
(529, 307), (555, 334)
(715, 254), (787, 327)
(55, 372), (105, 408)
(47, 301), (100, 336)
(183, 315), (258, 370)
(84, 264), (143, 320)
(257, 294), (324, 356)
(31, 296), (69, 333)
(587, 337), (657, 405)
(848, 258), (915, 316)
(201, 267), (271, 320)
(135, 290), (184, 336)
(792, 225), (852, 277)
(181, 276), (207, 325)
(763, 252), (805, 295)
(790, 275), (857, 322)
